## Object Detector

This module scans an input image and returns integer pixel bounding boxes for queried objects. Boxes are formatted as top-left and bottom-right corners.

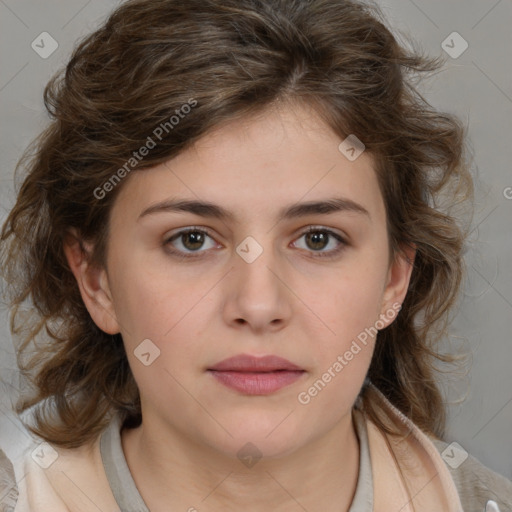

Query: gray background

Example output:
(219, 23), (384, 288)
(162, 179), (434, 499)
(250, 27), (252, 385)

(0, 0), (511, 481)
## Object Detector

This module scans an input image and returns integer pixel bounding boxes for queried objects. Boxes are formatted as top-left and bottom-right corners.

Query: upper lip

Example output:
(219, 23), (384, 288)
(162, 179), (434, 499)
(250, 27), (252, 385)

(208, 354), (304, 372)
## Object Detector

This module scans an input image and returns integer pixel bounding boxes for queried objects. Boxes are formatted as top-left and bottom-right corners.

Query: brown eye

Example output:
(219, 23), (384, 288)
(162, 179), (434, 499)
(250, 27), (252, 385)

(304, 231), (329, 251)
(292, 227), (347, 258)
(181, 231), (206, 251)
(165, 228), (218, 256)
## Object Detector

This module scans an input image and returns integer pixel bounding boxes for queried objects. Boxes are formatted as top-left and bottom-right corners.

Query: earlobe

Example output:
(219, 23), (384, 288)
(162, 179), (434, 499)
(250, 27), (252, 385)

(379, 243), (416, 327)
(63, 229), (120, 335)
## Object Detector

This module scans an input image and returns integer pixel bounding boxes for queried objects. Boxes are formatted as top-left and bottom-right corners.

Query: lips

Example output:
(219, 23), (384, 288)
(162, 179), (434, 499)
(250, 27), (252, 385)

(207, 354), (305, 395)
(208, 354), (303, 372)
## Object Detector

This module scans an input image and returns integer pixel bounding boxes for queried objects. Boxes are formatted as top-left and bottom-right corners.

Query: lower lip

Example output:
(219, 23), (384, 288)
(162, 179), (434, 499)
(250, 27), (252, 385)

(208, 370), (305, 395)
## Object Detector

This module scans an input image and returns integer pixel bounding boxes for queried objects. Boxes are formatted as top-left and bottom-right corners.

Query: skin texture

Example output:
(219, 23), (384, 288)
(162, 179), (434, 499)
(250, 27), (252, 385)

(64, 102), (415, 512)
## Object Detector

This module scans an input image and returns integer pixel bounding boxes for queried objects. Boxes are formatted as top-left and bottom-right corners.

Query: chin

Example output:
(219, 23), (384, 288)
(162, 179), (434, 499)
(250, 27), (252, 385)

(203, 417), (307, 462)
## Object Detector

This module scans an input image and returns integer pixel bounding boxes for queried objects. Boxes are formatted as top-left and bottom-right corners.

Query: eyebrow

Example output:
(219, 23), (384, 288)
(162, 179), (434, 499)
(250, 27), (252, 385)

(138, 196), (370, 222)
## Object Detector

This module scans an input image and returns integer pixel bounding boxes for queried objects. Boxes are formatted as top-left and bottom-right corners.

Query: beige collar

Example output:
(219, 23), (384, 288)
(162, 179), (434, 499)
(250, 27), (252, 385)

(362, 386), (463, 511)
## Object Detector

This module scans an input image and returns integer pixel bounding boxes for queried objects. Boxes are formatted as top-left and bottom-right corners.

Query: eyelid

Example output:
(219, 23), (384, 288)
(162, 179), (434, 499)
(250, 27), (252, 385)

(300, 225), (348, 241)
(291, 225), (348, 258)
(163, 226), (220, 256)
(163, 225), (348, 258)
(165, 225), (216, 240)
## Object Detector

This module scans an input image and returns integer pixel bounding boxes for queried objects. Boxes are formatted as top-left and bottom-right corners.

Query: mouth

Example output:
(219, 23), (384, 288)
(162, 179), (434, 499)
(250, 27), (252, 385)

(207, 354), (306, 395)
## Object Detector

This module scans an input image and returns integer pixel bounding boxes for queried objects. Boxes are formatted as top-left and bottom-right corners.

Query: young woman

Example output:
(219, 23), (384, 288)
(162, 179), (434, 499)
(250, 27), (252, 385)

(1, 0), (511, 510)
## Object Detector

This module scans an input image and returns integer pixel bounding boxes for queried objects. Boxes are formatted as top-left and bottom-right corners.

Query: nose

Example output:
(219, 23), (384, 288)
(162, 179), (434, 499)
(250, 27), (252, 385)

(222, 239), (293, 334)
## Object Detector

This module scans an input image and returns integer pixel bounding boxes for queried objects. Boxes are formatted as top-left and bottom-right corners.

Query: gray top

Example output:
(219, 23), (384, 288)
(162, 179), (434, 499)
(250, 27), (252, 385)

(99, 410), (374, 512)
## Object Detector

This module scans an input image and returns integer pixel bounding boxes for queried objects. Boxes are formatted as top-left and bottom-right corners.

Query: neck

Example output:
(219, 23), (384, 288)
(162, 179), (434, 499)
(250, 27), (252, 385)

(121, 410), (360, 512)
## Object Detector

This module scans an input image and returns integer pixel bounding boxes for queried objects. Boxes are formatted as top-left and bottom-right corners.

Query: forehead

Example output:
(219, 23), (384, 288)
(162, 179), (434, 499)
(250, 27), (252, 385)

(111, 103), (385, 225)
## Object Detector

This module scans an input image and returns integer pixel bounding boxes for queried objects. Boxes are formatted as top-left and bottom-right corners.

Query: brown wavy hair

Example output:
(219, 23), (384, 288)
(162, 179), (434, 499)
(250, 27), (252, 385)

(1, 0), (473, 448)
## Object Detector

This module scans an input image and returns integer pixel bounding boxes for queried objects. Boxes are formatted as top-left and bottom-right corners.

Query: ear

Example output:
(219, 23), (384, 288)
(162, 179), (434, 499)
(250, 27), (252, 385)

(378, 243), (416, 328)
(63, 229), (120, 335)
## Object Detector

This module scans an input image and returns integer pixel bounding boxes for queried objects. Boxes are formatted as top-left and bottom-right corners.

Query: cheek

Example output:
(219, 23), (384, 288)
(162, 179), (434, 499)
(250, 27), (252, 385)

(107, 246), (200, 338)
(296, 274), (381, 414)
(113, 265), (208, 405)
(107, 253), (221, 388)
(298, 254), (387, 393)
(317, 285), (379, 378)
(313, 264), (386, 340)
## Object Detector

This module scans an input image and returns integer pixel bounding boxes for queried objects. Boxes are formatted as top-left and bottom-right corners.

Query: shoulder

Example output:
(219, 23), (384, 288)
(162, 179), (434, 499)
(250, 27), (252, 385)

(0, 447), (18, 511)
(2, 419), (120, 511)
(361, 384), (512, 511)
(431, 438), (512, 511)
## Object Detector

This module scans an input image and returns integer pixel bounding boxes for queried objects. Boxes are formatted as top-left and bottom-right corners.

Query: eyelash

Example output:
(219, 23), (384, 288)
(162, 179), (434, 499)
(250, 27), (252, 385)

(164, 225), (348, 260)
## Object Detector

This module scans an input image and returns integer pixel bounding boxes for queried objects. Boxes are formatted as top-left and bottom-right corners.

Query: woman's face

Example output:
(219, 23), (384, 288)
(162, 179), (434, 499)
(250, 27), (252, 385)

(76, 103), (413, 459)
